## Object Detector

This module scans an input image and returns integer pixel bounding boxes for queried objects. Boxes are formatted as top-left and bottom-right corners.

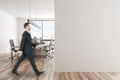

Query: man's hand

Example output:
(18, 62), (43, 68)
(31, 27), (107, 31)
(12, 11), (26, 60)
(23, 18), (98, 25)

(35, 45), (41, 51)
(18, 51), (23, 53)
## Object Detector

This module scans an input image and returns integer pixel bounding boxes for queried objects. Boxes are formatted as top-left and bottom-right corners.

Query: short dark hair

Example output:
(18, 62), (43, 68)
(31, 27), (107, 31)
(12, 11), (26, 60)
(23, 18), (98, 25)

(24, 23), (29, 28)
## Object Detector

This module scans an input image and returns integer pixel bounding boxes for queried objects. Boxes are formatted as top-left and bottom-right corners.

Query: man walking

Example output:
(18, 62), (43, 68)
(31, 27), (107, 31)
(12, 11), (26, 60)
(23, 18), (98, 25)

(12, 23), (44, 76)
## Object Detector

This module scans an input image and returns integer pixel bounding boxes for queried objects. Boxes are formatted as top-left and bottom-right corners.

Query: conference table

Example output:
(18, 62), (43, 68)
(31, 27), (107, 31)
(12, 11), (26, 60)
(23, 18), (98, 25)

(32, 43), (48, 57)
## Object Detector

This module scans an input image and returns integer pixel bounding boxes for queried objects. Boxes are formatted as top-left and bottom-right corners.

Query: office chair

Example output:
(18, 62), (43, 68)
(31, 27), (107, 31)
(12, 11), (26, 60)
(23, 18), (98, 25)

(9, 39), (19, 61)
(49, 39), (55, 58)
(43, 39), (55, 59)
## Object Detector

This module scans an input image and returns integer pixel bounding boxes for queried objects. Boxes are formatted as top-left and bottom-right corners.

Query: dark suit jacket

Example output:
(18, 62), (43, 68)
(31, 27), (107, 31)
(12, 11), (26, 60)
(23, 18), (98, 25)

(20, 31), (32, 54)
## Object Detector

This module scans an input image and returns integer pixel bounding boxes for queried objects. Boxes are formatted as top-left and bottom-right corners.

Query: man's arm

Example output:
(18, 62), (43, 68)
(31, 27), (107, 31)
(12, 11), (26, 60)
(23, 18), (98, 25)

(19, 33), (27, 51)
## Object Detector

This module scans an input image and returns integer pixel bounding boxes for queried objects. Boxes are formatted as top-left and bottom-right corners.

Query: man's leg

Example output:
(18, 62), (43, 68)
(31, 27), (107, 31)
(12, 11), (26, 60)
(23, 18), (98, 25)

(12, 53), (26, 72)
(26, 54), (44, 76)
(27, 54), (39, 75)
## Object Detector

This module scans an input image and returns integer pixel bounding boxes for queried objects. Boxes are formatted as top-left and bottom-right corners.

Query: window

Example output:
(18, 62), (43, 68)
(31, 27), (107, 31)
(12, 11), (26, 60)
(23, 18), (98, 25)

(43, 21), (55, 39)
(30, 21), (42, 39)
(30, 20), (55, 40)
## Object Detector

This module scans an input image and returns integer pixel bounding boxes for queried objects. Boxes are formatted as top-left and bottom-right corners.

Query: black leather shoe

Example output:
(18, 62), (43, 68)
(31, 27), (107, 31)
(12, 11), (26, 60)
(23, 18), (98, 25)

(36, 71), (44, 77)
(12, 70), (20, 75)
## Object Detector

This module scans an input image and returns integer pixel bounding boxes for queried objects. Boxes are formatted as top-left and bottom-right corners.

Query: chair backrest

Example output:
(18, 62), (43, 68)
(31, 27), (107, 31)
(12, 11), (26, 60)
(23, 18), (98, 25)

(49, 39), (53, 46)
(40, 37), (42, 43)
(9, 39), (15, 50)
(49, 39), (54, 49)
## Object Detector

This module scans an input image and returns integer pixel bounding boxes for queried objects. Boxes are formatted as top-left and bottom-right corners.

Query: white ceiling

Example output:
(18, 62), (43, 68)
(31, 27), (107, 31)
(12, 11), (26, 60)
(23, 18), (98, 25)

(0, 0), (54, 18)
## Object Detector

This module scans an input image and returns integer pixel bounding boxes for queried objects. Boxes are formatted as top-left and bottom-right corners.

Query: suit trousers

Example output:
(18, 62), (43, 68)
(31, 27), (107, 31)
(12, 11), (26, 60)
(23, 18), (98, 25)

(12, 52), (39, 74)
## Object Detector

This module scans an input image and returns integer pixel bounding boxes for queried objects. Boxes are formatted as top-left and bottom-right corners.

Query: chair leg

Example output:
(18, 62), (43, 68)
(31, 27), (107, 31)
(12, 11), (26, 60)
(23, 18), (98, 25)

(11, 51), (13, 61)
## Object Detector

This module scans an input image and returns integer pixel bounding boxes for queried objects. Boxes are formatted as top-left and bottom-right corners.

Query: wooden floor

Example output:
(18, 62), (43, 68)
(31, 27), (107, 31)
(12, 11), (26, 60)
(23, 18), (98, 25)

(1, 54), (120, 80)
(54, 72), (120, 80)
(0, 53), (55, 80)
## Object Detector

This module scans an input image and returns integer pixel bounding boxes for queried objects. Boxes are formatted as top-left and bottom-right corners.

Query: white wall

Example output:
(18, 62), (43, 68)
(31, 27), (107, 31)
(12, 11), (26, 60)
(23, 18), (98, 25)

(55, 0), (120, 71)
(0, 9), (17, 53)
